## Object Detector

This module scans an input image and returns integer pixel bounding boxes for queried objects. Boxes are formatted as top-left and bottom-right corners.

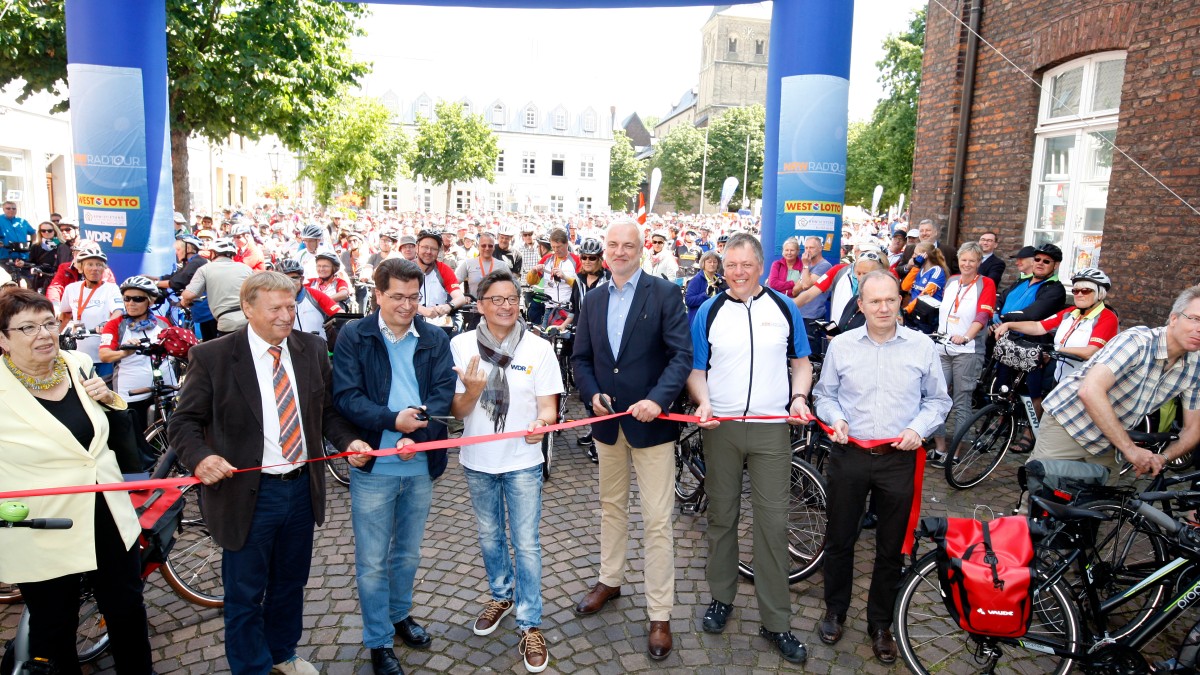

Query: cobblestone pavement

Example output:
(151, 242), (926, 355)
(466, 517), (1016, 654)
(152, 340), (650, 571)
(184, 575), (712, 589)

(0, 403), (1188, 673)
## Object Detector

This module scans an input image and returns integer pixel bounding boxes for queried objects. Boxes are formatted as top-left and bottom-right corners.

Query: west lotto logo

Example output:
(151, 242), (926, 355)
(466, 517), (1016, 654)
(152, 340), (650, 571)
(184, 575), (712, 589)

(976, 607), (1015, 617)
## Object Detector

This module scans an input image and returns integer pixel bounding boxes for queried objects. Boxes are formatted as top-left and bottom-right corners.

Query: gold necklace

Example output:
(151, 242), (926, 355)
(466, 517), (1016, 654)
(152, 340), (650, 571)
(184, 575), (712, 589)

(4, 355), (68, 390)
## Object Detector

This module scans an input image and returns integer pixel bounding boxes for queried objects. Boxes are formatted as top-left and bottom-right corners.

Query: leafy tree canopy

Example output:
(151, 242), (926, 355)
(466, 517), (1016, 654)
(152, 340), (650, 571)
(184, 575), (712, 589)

(608, 130), (645, 211)
(299, 95), (409, 206)
(406, 100), (500, 214)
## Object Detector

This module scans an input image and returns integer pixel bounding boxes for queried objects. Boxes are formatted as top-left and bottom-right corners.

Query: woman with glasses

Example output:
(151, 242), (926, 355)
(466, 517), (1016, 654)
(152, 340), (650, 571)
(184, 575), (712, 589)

(29, 221), (62, 293)
(641, 230), (679, 280)
(98, 276), (179, 460)
(685, 250), (726, 324)
(929, 243), (999, 466)
(0, 288), (155, 674)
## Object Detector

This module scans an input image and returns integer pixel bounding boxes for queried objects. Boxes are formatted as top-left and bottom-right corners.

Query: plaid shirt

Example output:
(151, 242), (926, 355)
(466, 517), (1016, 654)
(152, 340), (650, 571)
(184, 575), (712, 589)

(518, 244), (541, 285)
(1044, 326), (1200, 455)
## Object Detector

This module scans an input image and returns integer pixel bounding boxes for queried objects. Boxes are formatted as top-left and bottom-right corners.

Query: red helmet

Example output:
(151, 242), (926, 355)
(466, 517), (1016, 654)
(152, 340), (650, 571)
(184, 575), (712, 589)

(157, 326), (199, 360)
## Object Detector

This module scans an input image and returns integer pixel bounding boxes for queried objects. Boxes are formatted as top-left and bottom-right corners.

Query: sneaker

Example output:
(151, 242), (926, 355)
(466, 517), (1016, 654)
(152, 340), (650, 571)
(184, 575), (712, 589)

(759, 627), (808, 664)
(271, 655), (318, 675)
(519, 627), (549, 673)
(928, 451), (948, 469)
(586, 444), (598, 463)
(701, 599), (733, 633)
(472, 598), (514, 636)
(577, 433), (593, 445)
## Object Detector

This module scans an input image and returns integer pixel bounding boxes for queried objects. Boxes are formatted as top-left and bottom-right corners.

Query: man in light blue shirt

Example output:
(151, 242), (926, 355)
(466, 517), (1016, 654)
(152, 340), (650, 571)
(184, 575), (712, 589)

(812, 270), (950, 664)
(606, 267), (641, 360)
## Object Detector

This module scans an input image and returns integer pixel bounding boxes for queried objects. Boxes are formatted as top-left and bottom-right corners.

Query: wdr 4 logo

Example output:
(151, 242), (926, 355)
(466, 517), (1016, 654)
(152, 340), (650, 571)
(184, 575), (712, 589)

(976, 607), (1015, 617)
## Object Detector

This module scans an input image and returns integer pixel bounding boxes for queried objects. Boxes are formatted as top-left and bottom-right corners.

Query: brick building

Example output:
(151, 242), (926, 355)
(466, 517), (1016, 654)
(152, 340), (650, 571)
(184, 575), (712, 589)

(911, 0), (1200, 326)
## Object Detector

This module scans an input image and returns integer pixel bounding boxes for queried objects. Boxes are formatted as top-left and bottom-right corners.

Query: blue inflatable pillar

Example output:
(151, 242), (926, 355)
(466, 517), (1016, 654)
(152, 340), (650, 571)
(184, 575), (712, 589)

(65, 0), (175, 280)
(762, 0), (855, 270)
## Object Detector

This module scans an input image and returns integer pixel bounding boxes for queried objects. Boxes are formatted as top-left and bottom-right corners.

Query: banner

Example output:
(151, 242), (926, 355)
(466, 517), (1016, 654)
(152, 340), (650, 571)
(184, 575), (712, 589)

(773, 74), (850, 262)
(68, 64), (151, 253)
(719, 177), (739, 212)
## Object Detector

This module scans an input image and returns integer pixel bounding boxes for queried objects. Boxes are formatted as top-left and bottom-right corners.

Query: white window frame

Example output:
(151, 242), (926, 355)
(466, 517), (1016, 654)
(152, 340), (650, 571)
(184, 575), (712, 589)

(492, 103), (506, 126)
(380, 184), (400, 211)
(549, 194), (564, 214)
(455, 189), (472, 213)
(524, 106), (538, 128)
(495, 150), (505, 174)
(582, 111), (597, 133)
(581, 155), (595, 179)
(553, 110), (567, 130)
(578, 196), (593, 213)
(522, 151), (536, 175)
(1024, 51), (1126, 275)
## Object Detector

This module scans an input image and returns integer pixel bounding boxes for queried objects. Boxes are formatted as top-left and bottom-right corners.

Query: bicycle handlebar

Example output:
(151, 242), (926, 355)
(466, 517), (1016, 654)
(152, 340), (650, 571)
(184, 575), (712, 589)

(1131, 498), (1184, 535)
(1, 518), (73, 529)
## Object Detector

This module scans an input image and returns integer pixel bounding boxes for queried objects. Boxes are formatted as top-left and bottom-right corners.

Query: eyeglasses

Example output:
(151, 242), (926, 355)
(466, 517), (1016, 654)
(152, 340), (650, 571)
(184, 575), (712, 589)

(4, 320), (61, 337)
(381, 292), (422, 306)
(123, 295), (151, 303)
(651, 240), (666, 246)
(1033, 257), (1055, 265)
(1179, 312), (1200, 324)
(1071, 288), (1095, 296)
(481, 296), (520, 307)
(58, 225), (74, 231)
(579, 255), (600, 262)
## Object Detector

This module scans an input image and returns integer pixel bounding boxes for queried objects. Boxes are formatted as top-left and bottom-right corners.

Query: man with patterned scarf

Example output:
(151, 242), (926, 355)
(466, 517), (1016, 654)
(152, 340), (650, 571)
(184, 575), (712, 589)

(449, 270), (563, 673)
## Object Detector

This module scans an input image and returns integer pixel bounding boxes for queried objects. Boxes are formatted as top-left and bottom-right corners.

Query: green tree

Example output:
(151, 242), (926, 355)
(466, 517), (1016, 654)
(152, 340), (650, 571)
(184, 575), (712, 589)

(0, 0), (369, 218)
(608, 130), (644, 211)
(406, 100), (499, 214)
(704, 104), (766, 209)
(653, 124), (705, 209)
(299, 96), (409, 206)
(844, 8), (925, 211)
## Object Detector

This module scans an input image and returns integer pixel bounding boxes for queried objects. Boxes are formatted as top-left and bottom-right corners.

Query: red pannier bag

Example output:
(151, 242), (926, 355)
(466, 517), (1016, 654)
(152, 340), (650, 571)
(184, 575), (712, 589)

(917, 515), (1035, 638)
(128, 486), (185, 575)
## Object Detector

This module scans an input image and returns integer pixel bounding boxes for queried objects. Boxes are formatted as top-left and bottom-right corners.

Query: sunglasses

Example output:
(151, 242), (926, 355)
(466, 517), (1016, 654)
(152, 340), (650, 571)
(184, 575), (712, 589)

(1033, 257), (1055, 265)
(580, 255), (600, 261)
(123, 295), (150, 303)
(652, 240), (666, 246)
(39, 229), (55, 235)
(1071, 288), (1095, 296)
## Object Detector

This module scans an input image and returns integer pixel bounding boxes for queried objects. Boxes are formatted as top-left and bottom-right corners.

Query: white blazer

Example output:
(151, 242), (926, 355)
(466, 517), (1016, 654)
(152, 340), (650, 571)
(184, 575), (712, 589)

(0, 350), (141, 583)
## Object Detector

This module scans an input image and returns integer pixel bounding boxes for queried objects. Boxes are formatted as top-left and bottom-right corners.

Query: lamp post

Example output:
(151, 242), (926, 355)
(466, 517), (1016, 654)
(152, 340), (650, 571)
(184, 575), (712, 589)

(267, 145), (281, 211)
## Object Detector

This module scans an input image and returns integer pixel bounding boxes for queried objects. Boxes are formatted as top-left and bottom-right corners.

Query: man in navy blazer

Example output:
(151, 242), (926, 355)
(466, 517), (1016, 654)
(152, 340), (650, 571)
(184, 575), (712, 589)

(570, 219), (692, 661)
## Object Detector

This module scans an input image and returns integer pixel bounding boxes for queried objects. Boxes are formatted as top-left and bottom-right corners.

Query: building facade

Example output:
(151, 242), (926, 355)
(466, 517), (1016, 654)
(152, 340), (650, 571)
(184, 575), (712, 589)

(371, 92), (614, 215)
(911, 0), (1200, 326)
(695, 4), (770, 126)
(0, 87), (75, 224)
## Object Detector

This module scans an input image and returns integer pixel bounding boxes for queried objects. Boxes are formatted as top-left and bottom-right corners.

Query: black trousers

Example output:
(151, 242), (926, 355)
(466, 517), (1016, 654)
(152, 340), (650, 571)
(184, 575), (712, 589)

(822, 444), (917, 631)
(17, 498), (153, 675)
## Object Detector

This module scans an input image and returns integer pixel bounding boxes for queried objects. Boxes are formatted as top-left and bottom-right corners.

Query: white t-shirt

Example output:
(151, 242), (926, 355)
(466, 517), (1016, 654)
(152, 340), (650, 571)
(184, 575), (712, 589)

(451, 331), (564, 474)
(59, 281), (122, 361)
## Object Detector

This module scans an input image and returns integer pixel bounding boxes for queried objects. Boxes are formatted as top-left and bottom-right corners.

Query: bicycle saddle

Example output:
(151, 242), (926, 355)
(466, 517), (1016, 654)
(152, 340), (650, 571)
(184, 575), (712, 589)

(1031, 496), (1110, 522)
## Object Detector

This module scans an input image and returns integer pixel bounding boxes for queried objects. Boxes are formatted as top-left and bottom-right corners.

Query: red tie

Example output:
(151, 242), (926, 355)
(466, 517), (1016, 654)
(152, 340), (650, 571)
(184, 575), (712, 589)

(269, 346), (303, 462)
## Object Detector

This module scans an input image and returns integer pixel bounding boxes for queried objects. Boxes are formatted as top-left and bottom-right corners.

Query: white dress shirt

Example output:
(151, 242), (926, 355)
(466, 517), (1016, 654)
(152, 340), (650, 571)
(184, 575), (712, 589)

(247, 328), (307, 472)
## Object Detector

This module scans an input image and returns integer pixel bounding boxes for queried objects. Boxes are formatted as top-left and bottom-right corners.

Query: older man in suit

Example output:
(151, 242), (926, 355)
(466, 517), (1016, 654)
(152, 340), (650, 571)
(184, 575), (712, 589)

(171, 271), (368, 675)
(570, 219), (692, 661)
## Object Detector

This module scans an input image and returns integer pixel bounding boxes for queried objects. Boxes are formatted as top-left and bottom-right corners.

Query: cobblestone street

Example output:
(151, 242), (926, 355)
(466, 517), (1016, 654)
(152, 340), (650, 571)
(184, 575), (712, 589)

(0, 406), (1186, 673)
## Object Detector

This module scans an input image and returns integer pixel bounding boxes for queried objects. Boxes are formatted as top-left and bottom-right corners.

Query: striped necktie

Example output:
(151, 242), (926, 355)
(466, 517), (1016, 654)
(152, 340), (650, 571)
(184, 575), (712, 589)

(268, 345), (303, 462)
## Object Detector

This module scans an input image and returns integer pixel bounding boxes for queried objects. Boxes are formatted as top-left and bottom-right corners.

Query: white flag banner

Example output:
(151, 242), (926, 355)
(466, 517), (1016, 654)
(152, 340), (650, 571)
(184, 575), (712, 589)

(648, 167), (662, 213)
(719, 176), (739, 212)
(871, 184), (884, 215)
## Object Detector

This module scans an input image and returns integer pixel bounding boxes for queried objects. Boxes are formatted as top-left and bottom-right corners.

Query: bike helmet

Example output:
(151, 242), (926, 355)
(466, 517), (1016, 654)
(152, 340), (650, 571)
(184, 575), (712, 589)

(315, 250), (342, 271)
(498, 224), (518, 237)
(230, 223), (254, 236)
(416, 229), (443, 248)
(1071, 267), (1111, 289)
(176, 233), (202, 251)
(1034, 242), (1063, 262)
(209, 238), (237, 256)
(378, 229), (400, 242)
(76, 248), (107, 263)
(300, 223), (324, 240)
(276, 258), (305, 276)
(717, 234), (730, 244)
(578, 238), (604, 256)
(120, 275), (160, 299)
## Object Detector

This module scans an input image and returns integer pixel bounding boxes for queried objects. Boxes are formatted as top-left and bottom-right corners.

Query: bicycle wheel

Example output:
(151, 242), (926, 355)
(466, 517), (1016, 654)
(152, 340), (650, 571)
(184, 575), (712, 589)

(0, 582), (20, 604)
(736, 457), (828, 584)
(77, 584), (109, 663)
(1078, 499), (1170, 640)
(894, 552), (1080, 675)
(945, 403), (1015, 490)
(323, 439), (350, 487)
(159, 460), (224, 608)
(143, 420), (170, 469)
(674, 426), (705, 502)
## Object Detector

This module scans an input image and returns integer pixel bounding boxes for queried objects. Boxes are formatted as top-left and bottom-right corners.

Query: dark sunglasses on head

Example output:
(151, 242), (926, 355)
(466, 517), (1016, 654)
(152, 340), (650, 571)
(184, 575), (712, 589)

(123, 295), (150, 303)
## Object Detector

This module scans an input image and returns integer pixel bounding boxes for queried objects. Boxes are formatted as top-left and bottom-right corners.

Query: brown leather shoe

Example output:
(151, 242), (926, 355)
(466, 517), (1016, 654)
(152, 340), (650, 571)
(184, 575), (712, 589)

(818, 611), (845, 645)
(647, 621), (672, 661)
(871, 628), (898, 664)
(573, 582), (621, 616)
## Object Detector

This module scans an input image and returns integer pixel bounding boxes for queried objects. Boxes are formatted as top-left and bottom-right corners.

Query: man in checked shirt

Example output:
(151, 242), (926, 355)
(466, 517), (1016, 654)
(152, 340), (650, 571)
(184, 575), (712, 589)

(1029, 284), (1200, 480)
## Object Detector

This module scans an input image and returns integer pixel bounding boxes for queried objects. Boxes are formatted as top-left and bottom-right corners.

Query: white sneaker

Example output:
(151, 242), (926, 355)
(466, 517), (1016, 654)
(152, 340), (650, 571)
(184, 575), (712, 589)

(272, 655), (319, 675)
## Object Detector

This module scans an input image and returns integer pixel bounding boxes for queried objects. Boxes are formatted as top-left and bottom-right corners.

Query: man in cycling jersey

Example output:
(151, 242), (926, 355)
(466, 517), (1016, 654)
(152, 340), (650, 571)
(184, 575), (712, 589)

(276, 260), (340, 341)
(1029, 284), (1200, 479)
(414, 230), (468, 329)
(524, 228), (578, 328)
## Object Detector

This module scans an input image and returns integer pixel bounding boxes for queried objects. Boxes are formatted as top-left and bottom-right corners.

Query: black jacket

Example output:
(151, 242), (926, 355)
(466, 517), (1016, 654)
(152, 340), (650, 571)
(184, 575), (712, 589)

(979, 254), (1006, 288)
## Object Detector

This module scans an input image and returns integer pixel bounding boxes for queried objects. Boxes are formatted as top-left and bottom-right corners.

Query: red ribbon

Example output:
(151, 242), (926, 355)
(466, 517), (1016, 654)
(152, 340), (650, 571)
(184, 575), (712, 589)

(0, 410), (927, 552)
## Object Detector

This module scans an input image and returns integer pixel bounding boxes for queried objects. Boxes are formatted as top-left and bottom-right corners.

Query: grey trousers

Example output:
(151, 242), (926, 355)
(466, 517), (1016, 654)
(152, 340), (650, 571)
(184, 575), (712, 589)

(937, 351), (984, 439)
(702, 421), (793, 632)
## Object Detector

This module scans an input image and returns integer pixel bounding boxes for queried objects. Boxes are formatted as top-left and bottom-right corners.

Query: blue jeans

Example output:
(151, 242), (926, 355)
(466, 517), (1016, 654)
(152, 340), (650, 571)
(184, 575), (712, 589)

(349, 468), (433, 649)
(464, 465), (543, 631)
(222, 475), (314, 674)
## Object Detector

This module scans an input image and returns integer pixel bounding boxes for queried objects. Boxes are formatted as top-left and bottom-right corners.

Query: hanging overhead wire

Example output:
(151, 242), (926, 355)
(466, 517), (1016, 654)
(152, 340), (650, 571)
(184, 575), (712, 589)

(927, 0), (1200, 218)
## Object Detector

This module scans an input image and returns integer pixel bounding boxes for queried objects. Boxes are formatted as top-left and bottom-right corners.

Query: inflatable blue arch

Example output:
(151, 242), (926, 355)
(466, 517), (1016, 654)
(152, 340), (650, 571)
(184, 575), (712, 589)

(64, 0), (853, 279)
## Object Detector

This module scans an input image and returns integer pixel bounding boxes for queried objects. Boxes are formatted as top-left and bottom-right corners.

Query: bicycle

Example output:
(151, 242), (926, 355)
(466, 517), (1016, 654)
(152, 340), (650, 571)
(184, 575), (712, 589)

(941, 334), (1116, 489)
(894, 492), (1200, 674)
(124, 340), (182, 466)
(528, 320), (572, 481)
(147, 447), (224, 608)
(671, 398), (829, 584)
